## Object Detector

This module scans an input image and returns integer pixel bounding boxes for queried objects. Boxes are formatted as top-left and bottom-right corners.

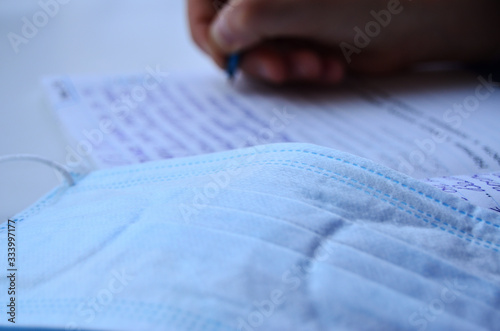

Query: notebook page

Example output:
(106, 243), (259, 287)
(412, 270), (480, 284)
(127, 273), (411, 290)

(42, 70), (500, 180)
(425, 172), (500, 213)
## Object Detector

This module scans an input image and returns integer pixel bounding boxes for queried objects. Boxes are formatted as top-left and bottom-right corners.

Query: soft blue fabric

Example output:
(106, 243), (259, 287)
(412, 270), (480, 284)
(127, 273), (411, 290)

(1, 143), (499, 330)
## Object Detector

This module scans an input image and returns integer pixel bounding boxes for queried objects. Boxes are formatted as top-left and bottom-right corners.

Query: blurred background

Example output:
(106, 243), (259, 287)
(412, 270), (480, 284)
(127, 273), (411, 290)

(0, 0), (215, 219)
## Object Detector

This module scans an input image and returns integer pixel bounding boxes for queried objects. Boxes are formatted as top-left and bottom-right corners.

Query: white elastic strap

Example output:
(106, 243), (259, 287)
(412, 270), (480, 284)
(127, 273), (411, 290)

(0, 154), (75, 186)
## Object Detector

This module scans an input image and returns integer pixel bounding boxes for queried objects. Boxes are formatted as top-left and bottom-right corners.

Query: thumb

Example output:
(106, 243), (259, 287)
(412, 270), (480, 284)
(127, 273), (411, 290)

(210, 0), (317, 53)
(210, 0), (260, 53)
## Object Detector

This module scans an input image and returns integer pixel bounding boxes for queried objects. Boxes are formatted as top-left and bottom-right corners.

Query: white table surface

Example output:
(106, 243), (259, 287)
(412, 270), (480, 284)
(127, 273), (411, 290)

(0, 0), (215, 220)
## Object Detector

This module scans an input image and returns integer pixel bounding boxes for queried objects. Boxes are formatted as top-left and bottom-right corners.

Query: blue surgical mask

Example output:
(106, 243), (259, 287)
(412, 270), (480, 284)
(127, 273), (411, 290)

(1, 143), (499, 330)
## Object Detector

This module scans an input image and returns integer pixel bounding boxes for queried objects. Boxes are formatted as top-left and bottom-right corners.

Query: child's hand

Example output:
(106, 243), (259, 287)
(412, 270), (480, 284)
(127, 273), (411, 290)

(188, 0), (500, 84)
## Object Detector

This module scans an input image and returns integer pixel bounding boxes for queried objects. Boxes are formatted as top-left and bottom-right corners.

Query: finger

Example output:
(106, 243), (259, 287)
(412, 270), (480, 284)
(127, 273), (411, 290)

(240, 44), (346, 85)
(240, 47), (288, 84)
(209, 0), (327, 54)
(187, 0), (221, 55)
(321, 56), (346, 84)
(285, 50), (346, 84)
(287, 49), (322, 82)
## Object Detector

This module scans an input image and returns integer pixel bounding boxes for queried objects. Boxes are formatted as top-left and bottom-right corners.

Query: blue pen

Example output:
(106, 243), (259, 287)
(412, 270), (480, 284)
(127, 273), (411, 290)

(226, 53), (241, 82)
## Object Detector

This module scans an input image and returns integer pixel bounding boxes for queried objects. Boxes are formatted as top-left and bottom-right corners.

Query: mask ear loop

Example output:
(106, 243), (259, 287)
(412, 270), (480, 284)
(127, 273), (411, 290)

(0, 154), (75, 186)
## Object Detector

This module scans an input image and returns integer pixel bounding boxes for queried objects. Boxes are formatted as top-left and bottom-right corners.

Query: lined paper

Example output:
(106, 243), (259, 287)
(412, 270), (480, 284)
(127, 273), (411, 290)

(425, 172), (500, 213)
(43, 70), (500, 179)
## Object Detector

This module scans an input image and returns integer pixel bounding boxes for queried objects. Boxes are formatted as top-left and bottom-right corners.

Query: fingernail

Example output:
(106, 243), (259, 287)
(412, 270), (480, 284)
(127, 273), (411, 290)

(257, 62), (272, 80)
(211, 16), (237, 51)
(292, 54), (322, 81)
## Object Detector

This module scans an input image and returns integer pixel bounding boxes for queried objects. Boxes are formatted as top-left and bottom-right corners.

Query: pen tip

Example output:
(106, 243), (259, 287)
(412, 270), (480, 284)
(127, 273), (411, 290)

(226, 53), (240, 85)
